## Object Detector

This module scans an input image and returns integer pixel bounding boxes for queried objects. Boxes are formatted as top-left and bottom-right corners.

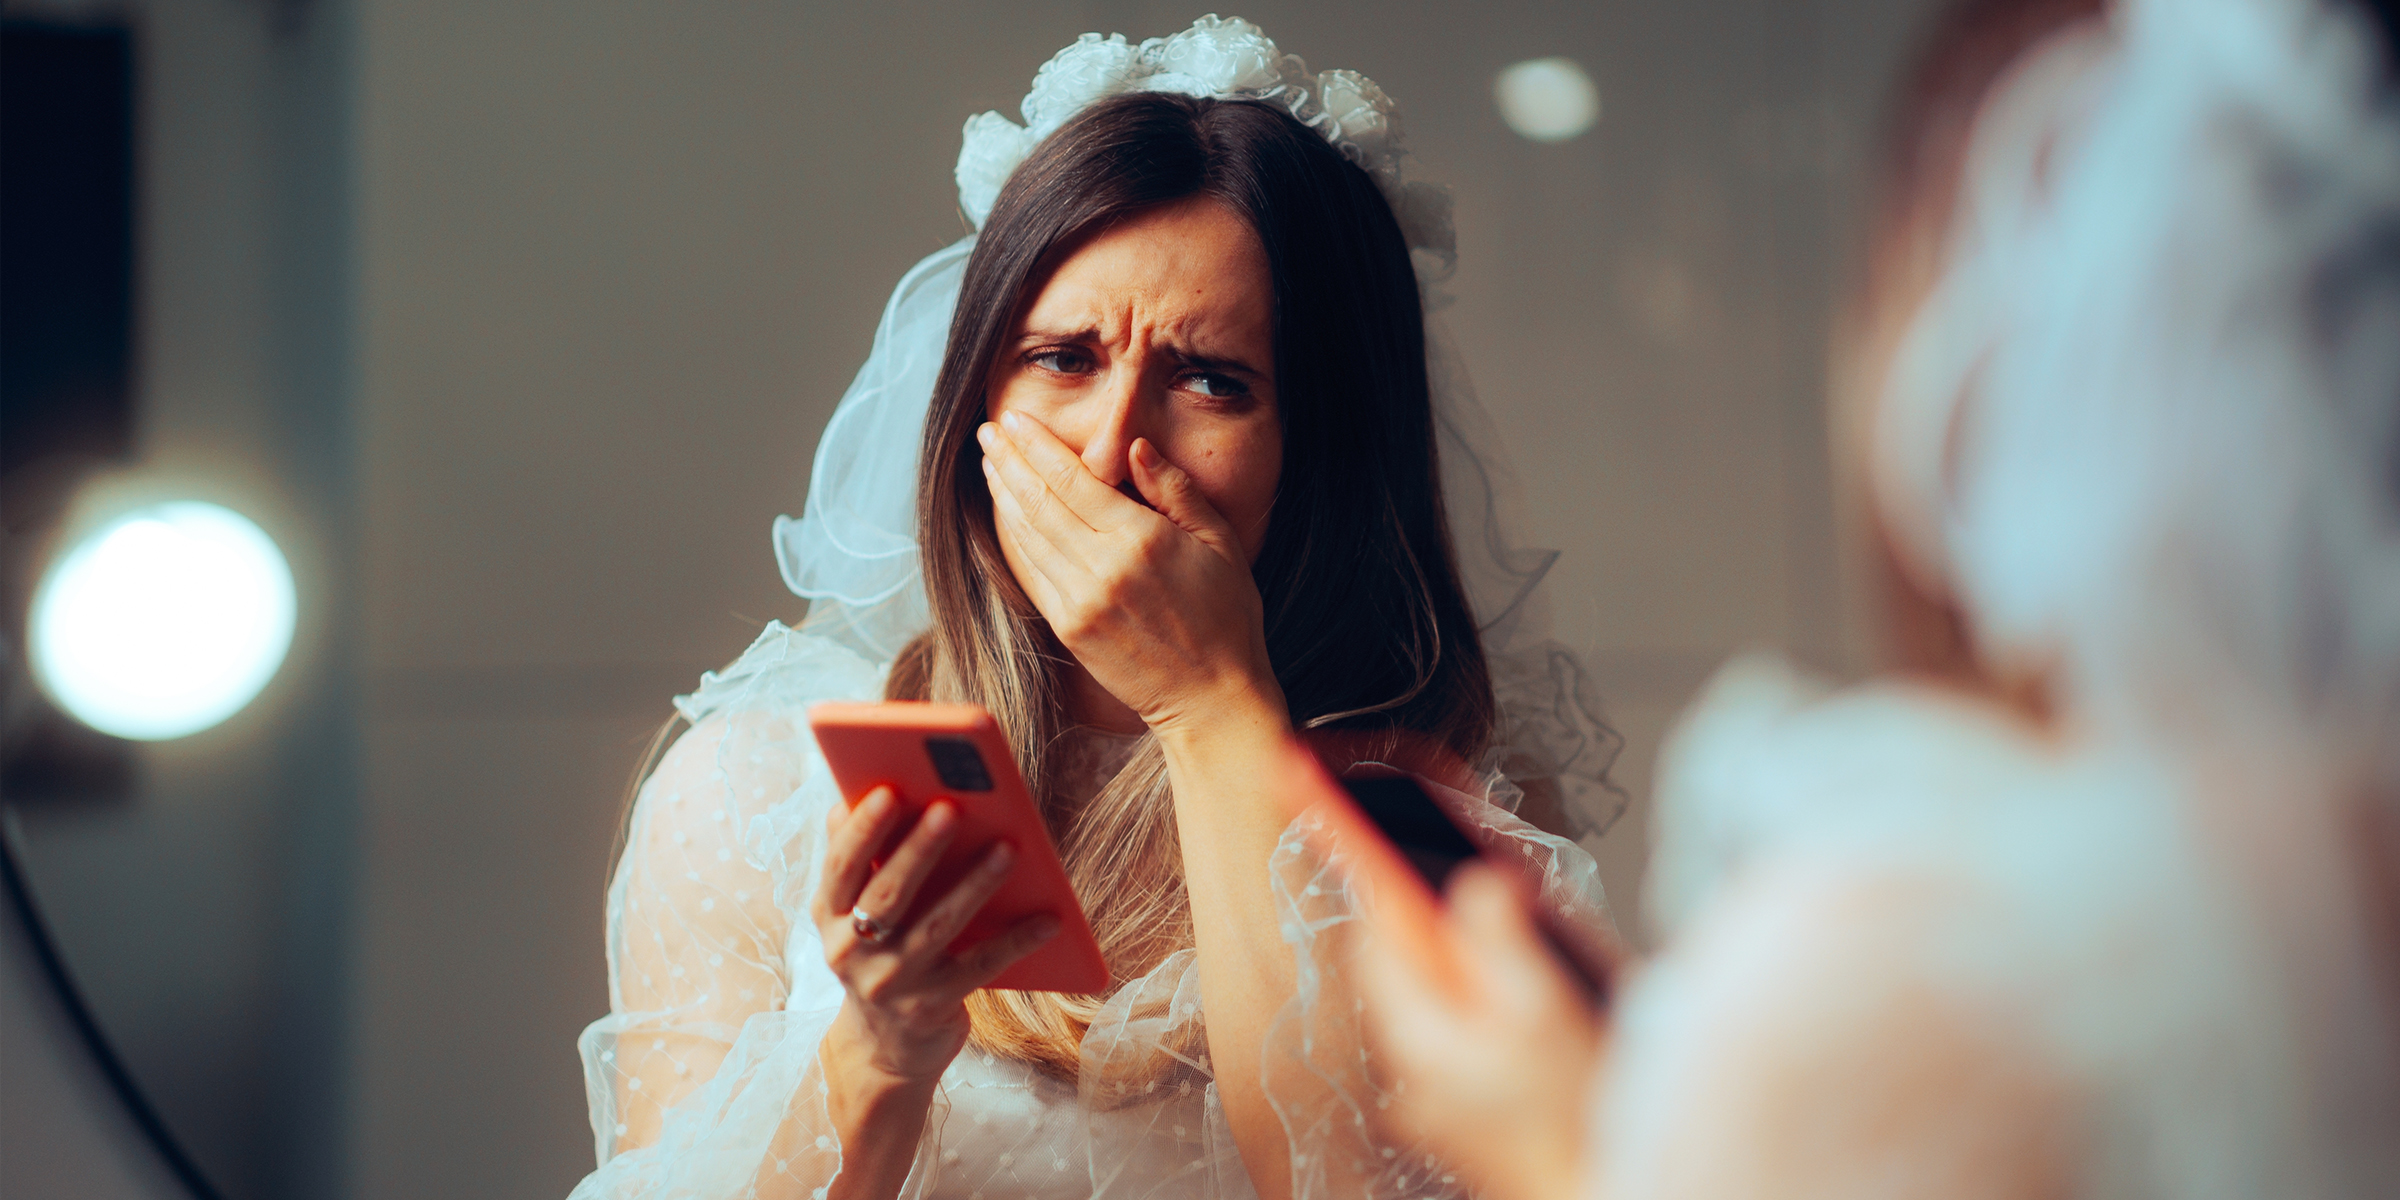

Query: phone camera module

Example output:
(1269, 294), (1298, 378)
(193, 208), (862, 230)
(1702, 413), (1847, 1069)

(924, 736), (995, 792)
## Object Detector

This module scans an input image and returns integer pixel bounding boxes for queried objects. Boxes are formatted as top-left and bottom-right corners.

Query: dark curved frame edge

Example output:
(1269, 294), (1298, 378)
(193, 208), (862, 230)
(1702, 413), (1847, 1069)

(1, 805), (227, 1200)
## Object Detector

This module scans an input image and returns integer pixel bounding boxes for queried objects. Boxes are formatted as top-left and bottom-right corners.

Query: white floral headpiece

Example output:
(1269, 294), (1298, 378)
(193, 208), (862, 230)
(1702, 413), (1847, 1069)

(954, 15), (1455, 272)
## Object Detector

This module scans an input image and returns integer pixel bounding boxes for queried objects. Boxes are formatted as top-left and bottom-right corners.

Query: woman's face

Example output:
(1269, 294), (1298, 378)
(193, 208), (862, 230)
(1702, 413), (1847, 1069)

(985, 197), (1282, 585)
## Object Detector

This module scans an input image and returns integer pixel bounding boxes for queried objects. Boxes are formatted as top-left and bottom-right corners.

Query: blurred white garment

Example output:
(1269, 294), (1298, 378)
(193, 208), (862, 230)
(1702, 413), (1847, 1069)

(566, 623), (1612, 1200)
(1587, 0), (2400, 1195)
(1607, 656), (2317, 1199)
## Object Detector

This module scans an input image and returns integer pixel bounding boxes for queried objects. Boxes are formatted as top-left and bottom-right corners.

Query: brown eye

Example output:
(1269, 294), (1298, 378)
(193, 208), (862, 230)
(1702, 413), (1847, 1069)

(1029, 349), (1094, 375)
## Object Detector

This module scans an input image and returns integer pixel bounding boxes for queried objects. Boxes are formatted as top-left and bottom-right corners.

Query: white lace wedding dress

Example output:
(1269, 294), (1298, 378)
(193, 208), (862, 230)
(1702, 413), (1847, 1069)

(567, 622), (1614, 1200)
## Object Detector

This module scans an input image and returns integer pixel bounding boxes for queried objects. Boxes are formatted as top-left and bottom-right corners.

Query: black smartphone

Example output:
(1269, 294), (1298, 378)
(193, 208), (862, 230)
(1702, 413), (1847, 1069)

(1339, 774), (1613, 1007)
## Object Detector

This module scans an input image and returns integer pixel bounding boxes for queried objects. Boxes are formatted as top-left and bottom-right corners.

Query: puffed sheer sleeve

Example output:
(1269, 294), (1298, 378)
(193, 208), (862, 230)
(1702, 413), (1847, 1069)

(571, 624), (906, 1200)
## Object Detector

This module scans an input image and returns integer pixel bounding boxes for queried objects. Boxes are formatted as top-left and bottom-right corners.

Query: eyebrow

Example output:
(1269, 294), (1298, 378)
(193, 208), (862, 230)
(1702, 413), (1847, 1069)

(1012, 326), (1268, 379)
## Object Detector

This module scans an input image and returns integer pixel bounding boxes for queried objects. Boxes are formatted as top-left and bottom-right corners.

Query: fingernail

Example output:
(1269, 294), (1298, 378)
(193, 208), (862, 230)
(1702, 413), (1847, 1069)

(1000, 411), (1026, 432)
(986, 841), (1016, 871)
(1031, 915), (1061, 941)
(921, 801), (953, 831)
(976, 423), (997, 448)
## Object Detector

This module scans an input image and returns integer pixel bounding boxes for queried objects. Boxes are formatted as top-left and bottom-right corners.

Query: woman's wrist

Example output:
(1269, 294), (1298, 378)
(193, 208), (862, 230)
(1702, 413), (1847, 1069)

(1149, 671), (1291, 763)
(822, 1004), (942, 1130)
(820, 1032), (938, 1200)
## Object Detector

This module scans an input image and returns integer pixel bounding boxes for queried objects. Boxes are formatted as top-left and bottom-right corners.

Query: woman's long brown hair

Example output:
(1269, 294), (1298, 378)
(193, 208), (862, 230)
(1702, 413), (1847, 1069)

(892, 93), (1496, 1078)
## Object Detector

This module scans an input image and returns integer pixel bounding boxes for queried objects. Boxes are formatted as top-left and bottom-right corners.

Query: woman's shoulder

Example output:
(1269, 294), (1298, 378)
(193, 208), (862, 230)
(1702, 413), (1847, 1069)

(1644, 653), (2079, 930)
(673, 619), (891, 725)
(1643, 653), (2226, 1030)
(1657, 653), (2058, 817)
(1601, 856), (2079, 1199)
(622, 620), (893, 894)
(1608, 786), (2246, 1200)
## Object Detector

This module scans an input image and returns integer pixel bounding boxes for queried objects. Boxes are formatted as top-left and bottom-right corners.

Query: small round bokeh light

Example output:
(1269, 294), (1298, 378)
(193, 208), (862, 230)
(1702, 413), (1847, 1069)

(29, 501), (297, 741)
(1494, 57), (1601, 143)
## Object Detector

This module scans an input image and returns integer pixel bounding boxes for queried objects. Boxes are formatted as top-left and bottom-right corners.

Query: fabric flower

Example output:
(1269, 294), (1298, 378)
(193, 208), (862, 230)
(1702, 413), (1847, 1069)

(1021, 33), (1142, 138)
(1153, 16), (1287, 97)
(956, 111), (1036, 229)
(1316, 70), (1399, 170)
(949, 16), (1453, 259)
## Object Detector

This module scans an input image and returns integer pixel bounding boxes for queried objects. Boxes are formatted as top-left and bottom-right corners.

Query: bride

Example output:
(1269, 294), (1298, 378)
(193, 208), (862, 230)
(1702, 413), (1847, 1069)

(568, 18), (1619, 1200)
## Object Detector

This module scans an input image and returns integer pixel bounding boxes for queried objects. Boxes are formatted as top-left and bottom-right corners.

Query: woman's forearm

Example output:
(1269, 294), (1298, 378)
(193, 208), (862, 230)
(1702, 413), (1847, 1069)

(820, 1008), (940, 1200)
(1156, 685), (1304, 1200)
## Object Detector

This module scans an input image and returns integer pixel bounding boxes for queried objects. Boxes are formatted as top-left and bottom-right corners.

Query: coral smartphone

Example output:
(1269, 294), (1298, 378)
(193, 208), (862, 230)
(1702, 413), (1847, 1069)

(807, 701), (1109, 994)
(1277, 740), (1613, 1008)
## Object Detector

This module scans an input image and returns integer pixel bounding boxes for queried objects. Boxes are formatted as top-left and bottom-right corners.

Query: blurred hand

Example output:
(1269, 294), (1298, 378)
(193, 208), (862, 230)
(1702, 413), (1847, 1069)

(1358, 864), (1606, 1200)
(979, 412), (1283, 736)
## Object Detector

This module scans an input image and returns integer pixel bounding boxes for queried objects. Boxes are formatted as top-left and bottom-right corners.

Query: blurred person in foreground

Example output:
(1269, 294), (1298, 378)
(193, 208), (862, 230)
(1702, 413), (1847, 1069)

(1354, 0), (2400, 1196)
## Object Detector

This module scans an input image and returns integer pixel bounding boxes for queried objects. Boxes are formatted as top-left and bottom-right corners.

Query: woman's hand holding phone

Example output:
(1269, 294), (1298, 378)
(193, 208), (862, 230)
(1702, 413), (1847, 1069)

(814, 785), (1060, 1080)
(812, 786), (1059, 1200)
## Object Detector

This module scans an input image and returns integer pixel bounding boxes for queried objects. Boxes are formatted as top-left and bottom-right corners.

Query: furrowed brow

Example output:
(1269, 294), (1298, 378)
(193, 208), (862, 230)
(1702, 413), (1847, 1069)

(1014, 326), (1102, 346)
(1168, 347), (1268, 378)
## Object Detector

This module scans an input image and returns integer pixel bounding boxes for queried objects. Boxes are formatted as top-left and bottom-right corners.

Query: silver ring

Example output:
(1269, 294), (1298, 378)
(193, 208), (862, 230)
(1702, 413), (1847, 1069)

(850, 906), (895, 944)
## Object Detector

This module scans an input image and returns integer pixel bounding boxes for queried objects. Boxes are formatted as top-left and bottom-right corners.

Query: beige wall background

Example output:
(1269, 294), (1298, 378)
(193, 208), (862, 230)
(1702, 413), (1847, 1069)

(8, 2), (1942, 1198)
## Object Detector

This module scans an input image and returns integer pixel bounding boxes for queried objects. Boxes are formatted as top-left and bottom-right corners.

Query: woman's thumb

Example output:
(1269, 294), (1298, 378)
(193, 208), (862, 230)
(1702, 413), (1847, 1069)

(1449, 864), (1556, 999)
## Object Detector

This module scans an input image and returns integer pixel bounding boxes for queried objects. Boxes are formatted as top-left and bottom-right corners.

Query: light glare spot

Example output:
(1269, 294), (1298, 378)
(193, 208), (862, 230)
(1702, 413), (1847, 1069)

(29, 502), (296, 741)
(1494, 57), (1600, 142)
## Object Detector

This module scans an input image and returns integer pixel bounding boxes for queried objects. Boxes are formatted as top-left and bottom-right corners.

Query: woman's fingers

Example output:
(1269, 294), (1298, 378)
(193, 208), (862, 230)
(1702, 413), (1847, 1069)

(818, 787), (901, 918)
(977, 420), (1086, 537)
(982, 458), (1086, 612)
(900, 840), (1018, 959)
(980, 425), (1109, 579)
(852, 801), (959, 930)
(990, 411), (1139, 532)
(938, 911), (1063, 998)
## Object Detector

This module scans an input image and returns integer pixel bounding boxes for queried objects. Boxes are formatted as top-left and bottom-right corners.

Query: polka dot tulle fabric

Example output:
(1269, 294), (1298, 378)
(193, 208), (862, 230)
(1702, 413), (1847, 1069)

(568, 623), (1613, 1199)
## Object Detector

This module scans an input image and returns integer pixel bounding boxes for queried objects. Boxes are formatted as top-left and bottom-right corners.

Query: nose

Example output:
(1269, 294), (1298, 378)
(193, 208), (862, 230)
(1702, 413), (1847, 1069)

(1073, 368), (1148, 489)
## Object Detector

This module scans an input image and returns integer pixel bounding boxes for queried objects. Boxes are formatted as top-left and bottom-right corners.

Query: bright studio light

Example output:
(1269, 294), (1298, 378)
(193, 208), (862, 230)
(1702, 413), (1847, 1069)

(29, 501), (296, 741)
(1495, 57), (1600, 142)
